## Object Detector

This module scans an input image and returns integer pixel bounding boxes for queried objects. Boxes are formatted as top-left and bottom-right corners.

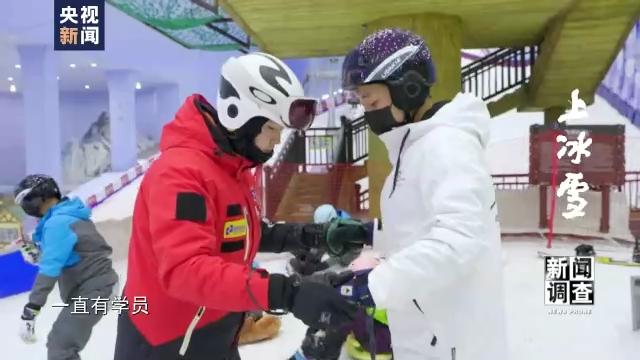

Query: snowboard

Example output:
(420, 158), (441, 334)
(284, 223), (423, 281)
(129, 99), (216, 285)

(594, 256), (640, 267)
(537, 250), (640, 267)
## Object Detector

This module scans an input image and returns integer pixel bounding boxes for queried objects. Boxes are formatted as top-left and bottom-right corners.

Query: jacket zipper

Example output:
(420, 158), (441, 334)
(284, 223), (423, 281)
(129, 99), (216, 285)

(178, 189), (253, 356)
(179, 306), (206, 356)
(389, 129), (411, 198)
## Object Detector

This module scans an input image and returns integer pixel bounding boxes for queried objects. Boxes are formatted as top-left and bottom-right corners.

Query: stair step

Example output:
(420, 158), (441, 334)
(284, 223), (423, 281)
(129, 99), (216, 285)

(272, 166), (370, 222)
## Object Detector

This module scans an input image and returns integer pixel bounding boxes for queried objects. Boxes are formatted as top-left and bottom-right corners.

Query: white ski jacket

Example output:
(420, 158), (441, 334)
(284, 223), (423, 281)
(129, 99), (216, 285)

(367, 92), (508, 360)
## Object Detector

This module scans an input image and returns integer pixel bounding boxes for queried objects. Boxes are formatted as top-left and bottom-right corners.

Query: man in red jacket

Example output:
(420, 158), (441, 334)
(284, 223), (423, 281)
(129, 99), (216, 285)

(113, 53), (371, 360)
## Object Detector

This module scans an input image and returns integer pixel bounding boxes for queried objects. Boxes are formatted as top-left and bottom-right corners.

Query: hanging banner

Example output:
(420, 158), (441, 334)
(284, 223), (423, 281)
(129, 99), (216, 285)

(598, 21), (640, 126)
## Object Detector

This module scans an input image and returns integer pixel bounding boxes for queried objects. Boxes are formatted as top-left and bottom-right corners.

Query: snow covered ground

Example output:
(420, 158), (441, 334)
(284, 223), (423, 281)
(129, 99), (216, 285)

(0, 239), (638, 359)
(0, 253), (308, 360)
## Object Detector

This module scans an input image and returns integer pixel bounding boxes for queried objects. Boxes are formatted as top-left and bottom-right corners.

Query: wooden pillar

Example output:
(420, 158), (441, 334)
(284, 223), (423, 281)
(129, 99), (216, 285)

(539, 185), (548, 228)
(600, 185), (610, 233)
(544, 106), (565, 127)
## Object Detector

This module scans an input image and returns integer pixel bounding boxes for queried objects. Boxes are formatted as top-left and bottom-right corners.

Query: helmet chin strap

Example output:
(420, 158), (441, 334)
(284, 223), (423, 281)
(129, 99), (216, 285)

(403, 110), (413, 124)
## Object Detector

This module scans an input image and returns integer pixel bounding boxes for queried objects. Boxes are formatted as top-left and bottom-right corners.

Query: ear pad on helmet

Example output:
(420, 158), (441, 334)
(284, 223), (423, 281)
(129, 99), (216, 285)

(387, 70), (430, 113)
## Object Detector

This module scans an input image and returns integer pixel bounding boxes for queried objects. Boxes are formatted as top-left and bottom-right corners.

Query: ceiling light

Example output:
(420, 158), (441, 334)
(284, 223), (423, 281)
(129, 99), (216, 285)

(57, 76), (60, 80)
(70, 64), (76, 68)
(14, 64), (21, 69)
(84, 84), (90, 89)
(9, 84), (16, 92)
(135, 82), (142, 90)
(321, 94), (330, 100)
(90, 63), (97, 67)
(8, 77), (13, 82)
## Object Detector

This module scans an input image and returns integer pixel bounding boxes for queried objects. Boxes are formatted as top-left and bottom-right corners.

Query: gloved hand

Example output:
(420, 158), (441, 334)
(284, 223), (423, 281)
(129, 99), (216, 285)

(324, 218), (371, 256)
(19, 303), (41, 344)
(15, 238), (40, 265)
(299, 326), (351, 360)
(306, 270), (354, 288)
(288, 248), (329, 276)
(338, 269), (376, 308)
(268, 274), (358, 330)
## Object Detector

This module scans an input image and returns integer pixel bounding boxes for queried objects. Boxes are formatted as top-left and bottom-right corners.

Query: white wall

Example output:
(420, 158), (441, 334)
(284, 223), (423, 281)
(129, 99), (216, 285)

(0, 93), (25, 186)
(60, 91), (109, 142)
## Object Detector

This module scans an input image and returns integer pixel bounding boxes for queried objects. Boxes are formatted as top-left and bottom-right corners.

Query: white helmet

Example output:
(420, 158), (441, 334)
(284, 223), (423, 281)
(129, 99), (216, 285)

(217, 52), (317, 131)
(313, 204), (338, 224)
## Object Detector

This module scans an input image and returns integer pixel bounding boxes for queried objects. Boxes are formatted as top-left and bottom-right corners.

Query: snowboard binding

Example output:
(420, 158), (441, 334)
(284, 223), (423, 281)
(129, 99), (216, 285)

(575, 244), (596, 257)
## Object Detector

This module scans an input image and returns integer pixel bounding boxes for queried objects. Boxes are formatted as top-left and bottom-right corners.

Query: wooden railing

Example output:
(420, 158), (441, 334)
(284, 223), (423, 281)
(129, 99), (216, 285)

(623, 171), (640, 210)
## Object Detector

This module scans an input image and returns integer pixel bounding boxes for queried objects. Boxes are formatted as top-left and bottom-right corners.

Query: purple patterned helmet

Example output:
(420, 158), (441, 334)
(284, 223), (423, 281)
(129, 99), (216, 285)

(342, 28), (436, 112)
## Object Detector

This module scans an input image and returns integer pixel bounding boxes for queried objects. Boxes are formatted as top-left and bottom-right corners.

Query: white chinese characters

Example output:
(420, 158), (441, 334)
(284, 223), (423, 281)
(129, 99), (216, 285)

(557, 89), (588, 123)
(59, 6), (78, 25)
(50, 296), (149, 315)
(81, 6), (99, 24)
(556, 173), (589, 219)
(57, 4), (101, 48)
(555, 89), (593, 220)
(81, 27), (100, 45)
(556, 131), (592, 165)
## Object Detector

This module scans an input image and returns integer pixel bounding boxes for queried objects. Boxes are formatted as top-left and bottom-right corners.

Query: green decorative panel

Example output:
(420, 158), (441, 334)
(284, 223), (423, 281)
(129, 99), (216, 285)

(107, 0), (253, 51)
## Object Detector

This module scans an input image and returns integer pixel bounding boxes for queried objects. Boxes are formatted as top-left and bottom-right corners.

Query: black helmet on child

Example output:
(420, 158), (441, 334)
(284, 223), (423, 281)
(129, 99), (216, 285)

(14, 174), (61, 218)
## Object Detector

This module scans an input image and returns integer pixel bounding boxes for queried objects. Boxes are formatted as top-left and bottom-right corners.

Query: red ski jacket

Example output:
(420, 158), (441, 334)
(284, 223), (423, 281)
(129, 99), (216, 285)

(123, 94), (271, 350)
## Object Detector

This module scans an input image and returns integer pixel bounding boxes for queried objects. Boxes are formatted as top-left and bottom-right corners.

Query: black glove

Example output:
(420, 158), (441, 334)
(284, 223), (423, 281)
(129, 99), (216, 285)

(268, 274), (358, 330)
(305, 270), (354, 288)
(299, 326), (351, 360)
(288, 248), (329, 276)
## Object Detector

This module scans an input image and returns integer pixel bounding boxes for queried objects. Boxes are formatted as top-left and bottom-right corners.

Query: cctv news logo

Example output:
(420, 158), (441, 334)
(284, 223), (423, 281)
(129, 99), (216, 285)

(54, 0), (105, 51)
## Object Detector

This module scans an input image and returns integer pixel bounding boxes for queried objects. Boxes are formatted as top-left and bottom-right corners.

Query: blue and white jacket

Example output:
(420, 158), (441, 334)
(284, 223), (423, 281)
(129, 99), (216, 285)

(28, 198), (118, 307)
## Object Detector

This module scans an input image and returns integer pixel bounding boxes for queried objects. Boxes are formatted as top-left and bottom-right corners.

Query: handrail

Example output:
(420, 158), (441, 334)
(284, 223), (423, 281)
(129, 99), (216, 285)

(461, 46), (539, 101)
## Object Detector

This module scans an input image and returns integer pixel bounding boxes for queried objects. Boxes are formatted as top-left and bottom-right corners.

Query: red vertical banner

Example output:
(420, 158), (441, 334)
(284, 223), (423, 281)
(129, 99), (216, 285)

(547, 131), (560, 248)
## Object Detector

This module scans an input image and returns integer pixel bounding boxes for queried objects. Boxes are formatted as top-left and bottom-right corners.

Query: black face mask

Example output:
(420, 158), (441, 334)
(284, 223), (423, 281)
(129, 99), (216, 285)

(242, 142), (273, 164)
(229, 117), (274, 165)
(364, 106), (407, 135)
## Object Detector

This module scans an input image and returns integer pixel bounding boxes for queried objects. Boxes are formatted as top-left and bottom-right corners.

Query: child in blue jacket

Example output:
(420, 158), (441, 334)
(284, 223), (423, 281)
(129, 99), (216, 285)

(14, 174), (118, 360)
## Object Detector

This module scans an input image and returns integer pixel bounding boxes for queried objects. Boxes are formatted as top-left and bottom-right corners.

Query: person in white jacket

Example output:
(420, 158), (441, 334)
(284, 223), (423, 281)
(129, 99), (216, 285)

(340, 28), (508, 359)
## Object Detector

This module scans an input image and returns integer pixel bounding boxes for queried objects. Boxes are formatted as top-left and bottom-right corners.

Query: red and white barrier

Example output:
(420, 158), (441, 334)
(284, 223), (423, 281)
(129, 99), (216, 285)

(84, 154), (160, 209)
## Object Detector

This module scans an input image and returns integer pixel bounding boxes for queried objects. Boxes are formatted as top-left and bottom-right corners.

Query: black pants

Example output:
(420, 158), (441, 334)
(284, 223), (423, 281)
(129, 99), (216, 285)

(114, 310), (244, 360)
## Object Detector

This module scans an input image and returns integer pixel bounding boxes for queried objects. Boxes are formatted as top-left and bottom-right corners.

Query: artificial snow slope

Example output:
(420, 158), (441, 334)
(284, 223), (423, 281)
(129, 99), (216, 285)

(0, 240), (637, 359)
(0, 254), (308, 360)
(502, 237), (640, 360)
